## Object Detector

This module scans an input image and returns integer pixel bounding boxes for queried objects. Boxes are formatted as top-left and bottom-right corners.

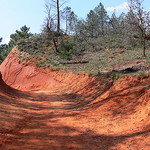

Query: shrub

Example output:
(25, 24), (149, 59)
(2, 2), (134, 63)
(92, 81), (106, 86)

(58, 39), (75, 60)
(36, 62), (40, 67)
(17, 34), (51, 55)
(59, 48), (73, 60)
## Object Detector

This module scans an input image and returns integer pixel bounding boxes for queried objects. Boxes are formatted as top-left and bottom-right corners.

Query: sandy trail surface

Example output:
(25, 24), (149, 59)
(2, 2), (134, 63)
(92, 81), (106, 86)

(0, 50), (150, 150)
(0, 75), (150, 150)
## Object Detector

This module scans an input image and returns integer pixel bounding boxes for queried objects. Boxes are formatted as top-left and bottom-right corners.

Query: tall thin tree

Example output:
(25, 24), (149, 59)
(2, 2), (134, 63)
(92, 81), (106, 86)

(128, 0), (150, 57)
(50, 0), (67, 33)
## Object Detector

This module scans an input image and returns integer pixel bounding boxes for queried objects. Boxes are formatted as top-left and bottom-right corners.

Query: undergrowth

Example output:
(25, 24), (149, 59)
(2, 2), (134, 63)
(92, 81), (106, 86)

(14, 34), (150, 76)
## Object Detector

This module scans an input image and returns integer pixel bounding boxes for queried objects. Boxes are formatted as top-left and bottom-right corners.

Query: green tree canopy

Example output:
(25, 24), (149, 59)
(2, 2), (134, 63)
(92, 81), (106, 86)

(94, 2), (109, 36)
(8, 25), (33, 48)
(85, 2), (109, 37)
(86, 10), (97, 37)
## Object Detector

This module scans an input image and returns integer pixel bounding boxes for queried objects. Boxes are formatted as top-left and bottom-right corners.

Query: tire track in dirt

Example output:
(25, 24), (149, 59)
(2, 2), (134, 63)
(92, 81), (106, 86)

(0, 86), (149, 150)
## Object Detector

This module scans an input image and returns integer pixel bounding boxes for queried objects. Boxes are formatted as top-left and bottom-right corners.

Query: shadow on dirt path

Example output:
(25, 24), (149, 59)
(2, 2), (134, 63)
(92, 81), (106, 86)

(0, 85), (149, 150)
(0, 72), (150, 149)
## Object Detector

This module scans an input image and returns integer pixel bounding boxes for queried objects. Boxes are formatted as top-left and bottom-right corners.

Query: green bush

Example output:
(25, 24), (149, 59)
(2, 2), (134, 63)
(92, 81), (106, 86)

(36, 61), (40, 67)
(61, 39), (75, 51)
(58, 39), (75, 60)
(59, 48), (73, 60)
(17, 34), (51, 55)
(36, 60), (44, 68)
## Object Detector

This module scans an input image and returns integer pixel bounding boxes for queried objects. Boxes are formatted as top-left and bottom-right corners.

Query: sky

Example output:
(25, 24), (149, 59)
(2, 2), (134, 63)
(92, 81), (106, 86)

(0, 0), (149, 44)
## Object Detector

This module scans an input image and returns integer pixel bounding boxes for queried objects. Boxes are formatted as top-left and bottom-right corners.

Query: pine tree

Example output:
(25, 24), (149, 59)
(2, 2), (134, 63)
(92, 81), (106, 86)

(94, 2), (109, 36)
(8, 25), (32, 48)
(86, 10), (97, 37)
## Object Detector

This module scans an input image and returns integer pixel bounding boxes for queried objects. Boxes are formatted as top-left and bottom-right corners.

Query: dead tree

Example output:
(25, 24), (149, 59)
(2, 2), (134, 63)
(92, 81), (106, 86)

(42, 3), (59, 52)
(128, 0), (150, 57)
(50, 0), (67, 33)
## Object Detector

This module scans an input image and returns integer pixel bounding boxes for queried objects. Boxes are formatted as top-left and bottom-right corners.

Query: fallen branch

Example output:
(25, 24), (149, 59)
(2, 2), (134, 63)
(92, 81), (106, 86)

(61, 60), (89, 64)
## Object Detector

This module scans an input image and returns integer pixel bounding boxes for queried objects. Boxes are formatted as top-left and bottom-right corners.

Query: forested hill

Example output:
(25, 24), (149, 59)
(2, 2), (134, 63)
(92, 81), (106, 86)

(0, 0), (150, 75)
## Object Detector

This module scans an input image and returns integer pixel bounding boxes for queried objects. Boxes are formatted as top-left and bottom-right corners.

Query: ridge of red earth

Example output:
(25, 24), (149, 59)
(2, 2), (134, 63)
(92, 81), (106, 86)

(0, 47), (149, 149)
(0, 48), (60, 91)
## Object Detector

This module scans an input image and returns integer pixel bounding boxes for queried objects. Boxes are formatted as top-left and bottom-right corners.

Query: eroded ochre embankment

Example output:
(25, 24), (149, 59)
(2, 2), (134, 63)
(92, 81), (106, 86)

(0, 49), (149, 150)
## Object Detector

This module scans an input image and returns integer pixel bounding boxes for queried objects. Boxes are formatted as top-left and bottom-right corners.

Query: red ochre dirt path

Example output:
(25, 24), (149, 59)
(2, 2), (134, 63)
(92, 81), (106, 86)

(0, 49), (150, 150)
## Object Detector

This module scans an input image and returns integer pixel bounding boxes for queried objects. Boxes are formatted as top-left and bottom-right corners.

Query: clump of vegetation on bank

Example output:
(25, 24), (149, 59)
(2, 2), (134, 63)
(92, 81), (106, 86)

(0, 0), (150, 75)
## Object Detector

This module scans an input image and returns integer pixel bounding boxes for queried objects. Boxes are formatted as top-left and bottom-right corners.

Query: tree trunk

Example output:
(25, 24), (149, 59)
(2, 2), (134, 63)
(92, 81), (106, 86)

(65, 14), (68, 34)
(57, 0), (60, 33)
(53, 38), (59, 53)
(142, 39), (146, 57)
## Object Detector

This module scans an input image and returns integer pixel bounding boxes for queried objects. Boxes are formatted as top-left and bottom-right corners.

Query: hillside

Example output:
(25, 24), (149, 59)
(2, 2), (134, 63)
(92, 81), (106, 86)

(0, 0), (150, 149)
(9, 34), (150, 76)
(0, 46), (149, 149)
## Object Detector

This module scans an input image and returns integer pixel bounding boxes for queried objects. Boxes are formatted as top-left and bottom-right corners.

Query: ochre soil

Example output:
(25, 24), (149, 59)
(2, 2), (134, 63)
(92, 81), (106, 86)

(0, 50), (149, 150)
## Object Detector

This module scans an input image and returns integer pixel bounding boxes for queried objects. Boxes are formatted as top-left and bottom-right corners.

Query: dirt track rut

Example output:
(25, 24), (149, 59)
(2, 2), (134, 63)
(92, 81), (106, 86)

(0, 84), (150, 150)
(0, 50), (149, 149)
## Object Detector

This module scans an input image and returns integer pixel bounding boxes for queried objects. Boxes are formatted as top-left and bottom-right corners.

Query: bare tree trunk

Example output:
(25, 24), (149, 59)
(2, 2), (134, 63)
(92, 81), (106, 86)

(142, 39), (146, 57)
(53, 38), (59, 53)
(66, 14), (68, 34)
(57, 0), (60, 33)
(128, 0), (150, 58)
(141, 31), (146, 57)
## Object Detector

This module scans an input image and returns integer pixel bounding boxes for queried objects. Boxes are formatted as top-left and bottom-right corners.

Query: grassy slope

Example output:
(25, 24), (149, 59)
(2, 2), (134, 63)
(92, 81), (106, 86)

(13, 34), (150, 76)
